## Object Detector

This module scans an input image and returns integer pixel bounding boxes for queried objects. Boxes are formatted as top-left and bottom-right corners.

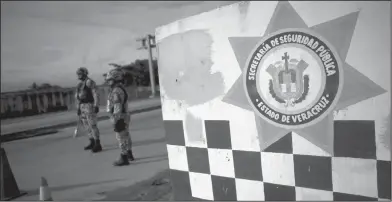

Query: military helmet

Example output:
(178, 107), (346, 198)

(76, 67), (89, 75)
(106, 68), (124, 82)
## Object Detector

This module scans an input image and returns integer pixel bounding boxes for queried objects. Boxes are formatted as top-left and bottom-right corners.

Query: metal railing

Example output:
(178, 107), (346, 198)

(0, 85), (159, 120)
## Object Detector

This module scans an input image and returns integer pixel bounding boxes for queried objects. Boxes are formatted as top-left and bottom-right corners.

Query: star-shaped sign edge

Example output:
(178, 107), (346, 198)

(222, 1), (387, 155)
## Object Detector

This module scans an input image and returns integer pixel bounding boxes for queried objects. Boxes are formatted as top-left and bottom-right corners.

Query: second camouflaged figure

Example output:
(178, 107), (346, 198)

(105, 68), (135, 166)
(75, 67), (102, 153)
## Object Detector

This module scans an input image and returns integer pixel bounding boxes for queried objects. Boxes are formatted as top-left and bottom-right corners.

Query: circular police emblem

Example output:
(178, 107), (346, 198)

(243, 28), (344, 129)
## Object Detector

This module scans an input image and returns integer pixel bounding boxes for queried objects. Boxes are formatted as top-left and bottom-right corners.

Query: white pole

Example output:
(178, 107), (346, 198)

(146, 35), (156, 98)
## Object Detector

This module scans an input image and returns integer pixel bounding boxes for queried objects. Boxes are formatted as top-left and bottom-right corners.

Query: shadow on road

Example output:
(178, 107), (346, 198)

(131, 124), (163, 132)
(31, 134), (77, 145)
(103, 137), (166, 151)
(133, 154), (168, 161)
(130, 155), (168, 166)
(22, 178), (127, 197)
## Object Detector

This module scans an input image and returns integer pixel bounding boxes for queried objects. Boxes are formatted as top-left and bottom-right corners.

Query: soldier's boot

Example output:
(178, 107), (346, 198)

(127, 150), (135, 161)
(91, 139), (103, 153)
(84, 138), (95, 150)
(113, 154), (130, 166)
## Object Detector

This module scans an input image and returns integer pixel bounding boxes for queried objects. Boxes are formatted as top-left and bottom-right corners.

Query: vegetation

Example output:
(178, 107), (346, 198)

(28, 82), (63, 91)
(104, 59), (159, 87)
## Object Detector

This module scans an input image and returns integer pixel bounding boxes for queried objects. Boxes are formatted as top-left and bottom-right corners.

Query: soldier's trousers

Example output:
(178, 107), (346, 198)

(113, 113), (132, 154)
(80, 103), (100, 140)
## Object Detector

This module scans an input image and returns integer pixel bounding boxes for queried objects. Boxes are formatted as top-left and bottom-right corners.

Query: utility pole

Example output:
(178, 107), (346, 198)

(137, 34), (157, 98)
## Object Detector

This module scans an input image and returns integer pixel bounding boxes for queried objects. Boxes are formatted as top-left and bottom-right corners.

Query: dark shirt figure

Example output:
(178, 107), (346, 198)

(75, 67), (102, 153)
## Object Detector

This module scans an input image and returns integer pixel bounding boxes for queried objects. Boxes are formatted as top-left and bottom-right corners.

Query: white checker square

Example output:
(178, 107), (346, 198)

(183, 109), (208, 148)
(295, 187), (333, 201)
(229, 111), (260, 152)
(189, 172), (214, 200)
(208, 148), (235, 178)
(160, 99), (186, 120)
(235, 178), (265, 201)
(261, 152), (295, 186)
(332, 157), (378, 198)
(166, 144), (189, 172)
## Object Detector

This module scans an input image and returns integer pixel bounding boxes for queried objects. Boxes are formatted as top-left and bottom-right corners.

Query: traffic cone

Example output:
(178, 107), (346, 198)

(39, 177), (53, 201)
(0, 148), (27, 201)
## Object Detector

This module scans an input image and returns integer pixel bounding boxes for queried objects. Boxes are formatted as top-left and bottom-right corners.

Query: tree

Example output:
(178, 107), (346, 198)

(29, 82), (38, 90)
(28, 83), (63, 91)
(103, 59), (159, 87)
(104, 63), (142, 86)
(39, 83), (53, 90)
(131, 59), (159, 86)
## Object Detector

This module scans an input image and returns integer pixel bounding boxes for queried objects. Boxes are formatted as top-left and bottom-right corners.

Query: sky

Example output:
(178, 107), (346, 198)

(1, 1), (236, 92)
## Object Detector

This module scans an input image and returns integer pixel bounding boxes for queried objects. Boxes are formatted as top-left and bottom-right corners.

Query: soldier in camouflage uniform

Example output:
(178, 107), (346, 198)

(105, 68), (135, 166)
(75, 67), (102, 153)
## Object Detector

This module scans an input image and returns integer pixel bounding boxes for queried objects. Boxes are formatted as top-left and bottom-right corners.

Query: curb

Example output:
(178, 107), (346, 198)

(1, 105), (161, 143)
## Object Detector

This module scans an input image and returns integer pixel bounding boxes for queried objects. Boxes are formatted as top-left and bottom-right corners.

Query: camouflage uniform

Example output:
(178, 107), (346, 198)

(106, 67), (134, 166)
(76, 67), (102, 153)
(76, 78), (100, 139)
(107, 85), (132, 154)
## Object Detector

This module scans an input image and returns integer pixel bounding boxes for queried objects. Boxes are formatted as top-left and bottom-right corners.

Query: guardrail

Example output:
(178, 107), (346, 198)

(0, 85), (159, 120)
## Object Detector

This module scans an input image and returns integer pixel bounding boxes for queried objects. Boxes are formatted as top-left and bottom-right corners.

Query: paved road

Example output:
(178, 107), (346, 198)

(1, 98), (161, 136)
(2, 110), (169, 201)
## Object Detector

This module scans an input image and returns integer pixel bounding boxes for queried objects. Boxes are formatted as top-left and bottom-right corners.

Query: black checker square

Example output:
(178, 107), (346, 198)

(263, 182), (296, 201)
(333, 192), (378, 201)
(164, 120), (185, 146)
(232, 150), (262, 181)
(377, 160), (391, 199)
(169, 169), (193, 200)
(211, 175), (237, 201)
(264, 132), (293, 154)
(293, 154), (333, 191)
(334, 120), (376, 159)
(205, 120), (232, 149)
(186, 146), (210, 174)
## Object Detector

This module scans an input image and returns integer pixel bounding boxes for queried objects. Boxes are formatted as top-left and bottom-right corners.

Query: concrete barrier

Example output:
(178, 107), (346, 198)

(0, 85), (159, 120)
(0, 97), (162, 142)
(156, 1), (390, 201)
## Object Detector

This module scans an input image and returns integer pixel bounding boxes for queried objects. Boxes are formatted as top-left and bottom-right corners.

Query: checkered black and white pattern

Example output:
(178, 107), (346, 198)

(164, 120), (391, 201)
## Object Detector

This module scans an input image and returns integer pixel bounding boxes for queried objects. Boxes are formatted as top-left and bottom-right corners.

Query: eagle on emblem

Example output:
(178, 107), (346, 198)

(266, 52), (310, 107)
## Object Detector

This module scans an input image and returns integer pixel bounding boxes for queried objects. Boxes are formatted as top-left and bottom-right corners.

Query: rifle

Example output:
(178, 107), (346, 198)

(73, 115), (83, 138)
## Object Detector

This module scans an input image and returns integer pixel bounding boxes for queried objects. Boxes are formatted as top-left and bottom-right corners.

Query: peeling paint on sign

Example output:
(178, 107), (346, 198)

(379, 114), (391, 150)
(158, 30), (225, 106)
(184, 110), (204, 143)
